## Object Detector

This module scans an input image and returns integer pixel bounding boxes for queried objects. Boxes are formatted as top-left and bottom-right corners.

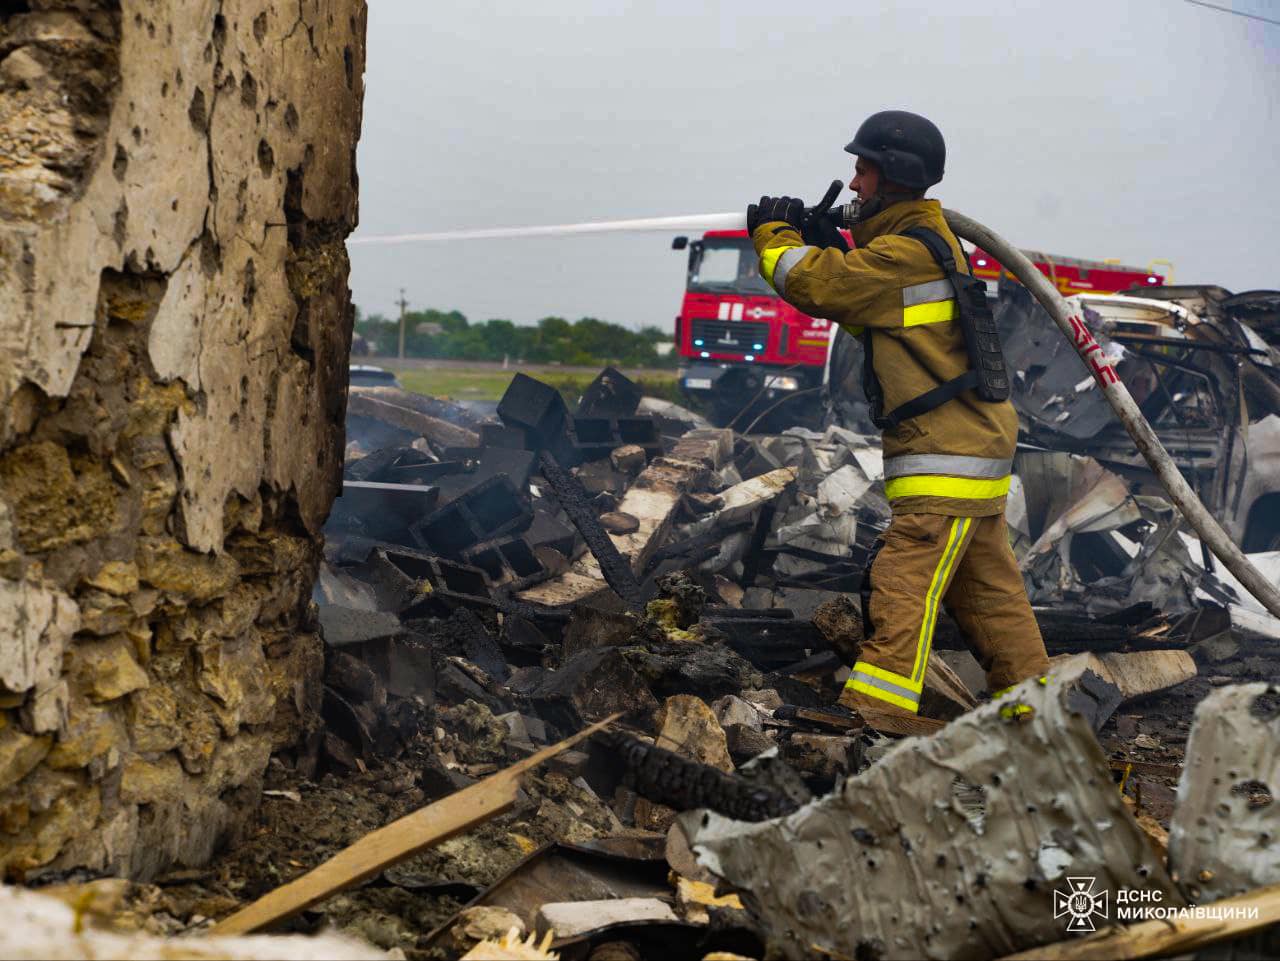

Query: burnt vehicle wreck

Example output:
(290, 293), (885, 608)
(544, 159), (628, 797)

(997, 283), (1280, 552)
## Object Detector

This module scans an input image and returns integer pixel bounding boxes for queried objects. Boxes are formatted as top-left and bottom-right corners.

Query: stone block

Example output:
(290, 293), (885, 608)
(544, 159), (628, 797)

(120, 755), (188, 805)
(126, 685), (180, 754)
(0, 728), (51, 791)
(135, 539), (240, 604)
(71, 637), (149, 703)
(45, 705), (125, 772)
(83, 561), (139, 597)
(0, 578), (79, 695)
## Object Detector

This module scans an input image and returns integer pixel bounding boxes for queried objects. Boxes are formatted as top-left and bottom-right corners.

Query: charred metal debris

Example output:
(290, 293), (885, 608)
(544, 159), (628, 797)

(287, 343), (1280, 958)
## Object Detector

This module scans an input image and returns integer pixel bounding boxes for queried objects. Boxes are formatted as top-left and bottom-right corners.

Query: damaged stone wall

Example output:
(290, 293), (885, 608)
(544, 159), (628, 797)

(0, 0), (365, 880)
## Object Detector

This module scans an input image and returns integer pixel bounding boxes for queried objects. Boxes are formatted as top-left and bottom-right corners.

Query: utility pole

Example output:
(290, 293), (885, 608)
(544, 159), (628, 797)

(396, 288), (408, 361)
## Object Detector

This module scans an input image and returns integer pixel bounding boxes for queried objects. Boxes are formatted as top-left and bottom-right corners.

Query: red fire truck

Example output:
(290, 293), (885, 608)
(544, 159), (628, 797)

(671, 228), (1166, 425)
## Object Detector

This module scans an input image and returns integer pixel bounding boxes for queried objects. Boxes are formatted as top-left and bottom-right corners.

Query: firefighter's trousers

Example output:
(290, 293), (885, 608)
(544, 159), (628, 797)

(839, 512), (1049, 715)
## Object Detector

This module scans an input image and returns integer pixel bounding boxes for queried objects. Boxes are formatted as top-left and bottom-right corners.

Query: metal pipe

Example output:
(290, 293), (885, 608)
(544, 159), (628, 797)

(943, 207), (1280, 619)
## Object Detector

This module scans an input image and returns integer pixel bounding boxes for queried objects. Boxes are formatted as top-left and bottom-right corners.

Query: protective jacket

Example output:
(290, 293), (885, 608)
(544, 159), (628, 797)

(752, 199), (1018, 517)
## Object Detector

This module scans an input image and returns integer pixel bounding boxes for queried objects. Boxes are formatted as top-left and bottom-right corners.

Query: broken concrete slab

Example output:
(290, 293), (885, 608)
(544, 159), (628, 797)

(347, 390), (481, 451)
(536, 897), (678, 937)
(711, 468), (796, 528)
(670, 429), (734, 471)
(684, 673), (1185, 960)
(318, 605), (402, 648)
(1051, 650), (1197, 704)
(1169, 683), (1280, 903)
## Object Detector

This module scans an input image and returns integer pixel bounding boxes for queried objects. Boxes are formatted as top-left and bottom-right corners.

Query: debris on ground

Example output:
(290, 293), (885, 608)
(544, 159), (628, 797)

(12, 359), (1278, 960)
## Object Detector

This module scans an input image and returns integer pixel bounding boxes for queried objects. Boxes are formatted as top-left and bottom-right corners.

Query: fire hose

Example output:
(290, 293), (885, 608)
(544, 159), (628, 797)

(940, 209), (1280, 620)
(349, 212), (1280, 619)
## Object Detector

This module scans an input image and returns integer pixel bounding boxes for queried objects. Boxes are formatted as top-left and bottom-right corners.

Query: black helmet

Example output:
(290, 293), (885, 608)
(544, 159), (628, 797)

(845, 111), (945, 190)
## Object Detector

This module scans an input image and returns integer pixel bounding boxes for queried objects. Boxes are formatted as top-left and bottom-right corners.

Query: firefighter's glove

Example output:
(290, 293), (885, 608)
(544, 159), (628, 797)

(746, 195), (804, 236)
(802, 215), (850, 253)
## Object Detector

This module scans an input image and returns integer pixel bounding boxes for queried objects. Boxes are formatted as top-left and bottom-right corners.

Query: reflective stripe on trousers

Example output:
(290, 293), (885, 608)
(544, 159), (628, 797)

(844, 515), (972, 713)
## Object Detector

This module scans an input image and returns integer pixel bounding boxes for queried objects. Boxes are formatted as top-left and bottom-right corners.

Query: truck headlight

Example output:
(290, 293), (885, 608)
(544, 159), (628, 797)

(765, 375), (800, 391)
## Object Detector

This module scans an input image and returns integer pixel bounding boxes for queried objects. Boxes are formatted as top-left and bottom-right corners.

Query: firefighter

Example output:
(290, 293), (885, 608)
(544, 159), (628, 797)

(747, 110), (1048, 717)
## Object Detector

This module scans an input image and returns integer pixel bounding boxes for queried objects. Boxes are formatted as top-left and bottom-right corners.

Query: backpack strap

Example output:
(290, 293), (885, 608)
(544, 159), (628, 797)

(873, 225), (978, 428)
(899, 225), (958, 273)
(877, 370), (980, 428)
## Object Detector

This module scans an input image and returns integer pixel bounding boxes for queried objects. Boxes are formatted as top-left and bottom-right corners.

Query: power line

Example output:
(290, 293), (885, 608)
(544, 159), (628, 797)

(1182, 0), (1280, 26)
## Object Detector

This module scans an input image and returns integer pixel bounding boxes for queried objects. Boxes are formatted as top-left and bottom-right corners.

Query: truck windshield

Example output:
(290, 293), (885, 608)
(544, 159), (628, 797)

(688, 239), (772, 295)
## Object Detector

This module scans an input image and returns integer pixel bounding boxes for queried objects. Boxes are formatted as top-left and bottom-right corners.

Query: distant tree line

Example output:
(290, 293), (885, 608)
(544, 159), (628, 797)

(354, 308), (675, 368)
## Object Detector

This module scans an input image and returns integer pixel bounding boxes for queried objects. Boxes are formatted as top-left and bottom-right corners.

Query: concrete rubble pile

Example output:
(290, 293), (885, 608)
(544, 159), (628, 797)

(313, 365), (890, 782)
(176, 360), (1268, 959)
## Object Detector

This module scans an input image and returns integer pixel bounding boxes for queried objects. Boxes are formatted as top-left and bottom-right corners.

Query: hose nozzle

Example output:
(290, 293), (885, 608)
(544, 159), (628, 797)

(825, 200), (863, 229)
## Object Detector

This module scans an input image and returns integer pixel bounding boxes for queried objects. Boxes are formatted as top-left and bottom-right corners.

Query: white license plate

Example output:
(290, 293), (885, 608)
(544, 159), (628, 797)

(684, 378), (712, 390)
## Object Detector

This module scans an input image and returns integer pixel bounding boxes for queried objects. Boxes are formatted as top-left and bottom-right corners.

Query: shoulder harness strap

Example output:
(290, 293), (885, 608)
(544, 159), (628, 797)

(870, 225), (1006, 429)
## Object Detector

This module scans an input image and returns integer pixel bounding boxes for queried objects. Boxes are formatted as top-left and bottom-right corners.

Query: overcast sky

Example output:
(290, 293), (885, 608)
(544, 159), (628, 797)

(349, 0), (1279, 330)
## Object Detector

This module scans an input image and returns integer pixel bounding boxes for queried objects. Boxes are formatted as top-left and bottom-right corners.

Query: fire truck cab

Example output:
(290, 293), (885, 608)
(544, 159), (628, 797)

(672, 229), (834, 424)
(672, 228), (1167, 428)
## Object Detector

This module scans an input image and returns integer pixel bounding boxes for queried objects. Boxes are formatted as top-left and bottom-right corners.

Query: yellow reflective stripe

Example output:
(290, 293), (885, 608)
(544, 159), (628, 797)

(884, 474), (1012, 501)
(912, 516), (968, 684)
(902, 298), (958, 327)
(850, 660), (921, 694)
(992, 674), (1049, 699)
(1000, 701), (1035, 720)
(847, 679), (920, 713)
(759, 245), (801, 290)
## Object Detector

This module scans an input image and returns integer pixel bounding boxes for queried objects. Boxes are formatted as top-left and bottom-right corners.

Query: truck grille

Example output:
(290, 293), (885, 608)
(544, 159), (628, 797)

(691, 319), (769, 353)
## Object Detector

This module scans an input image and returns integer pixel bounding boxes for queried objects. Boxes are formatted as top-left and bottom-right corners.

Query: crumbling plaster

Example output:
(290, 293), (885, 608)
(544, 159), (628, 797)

(0, 0), (365, 879)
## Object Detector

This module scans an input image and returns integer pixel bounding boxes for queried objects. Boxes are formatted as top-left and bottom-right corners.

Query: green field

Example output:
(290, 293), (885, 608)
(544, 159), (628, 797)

(387, 366), (682, 406)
